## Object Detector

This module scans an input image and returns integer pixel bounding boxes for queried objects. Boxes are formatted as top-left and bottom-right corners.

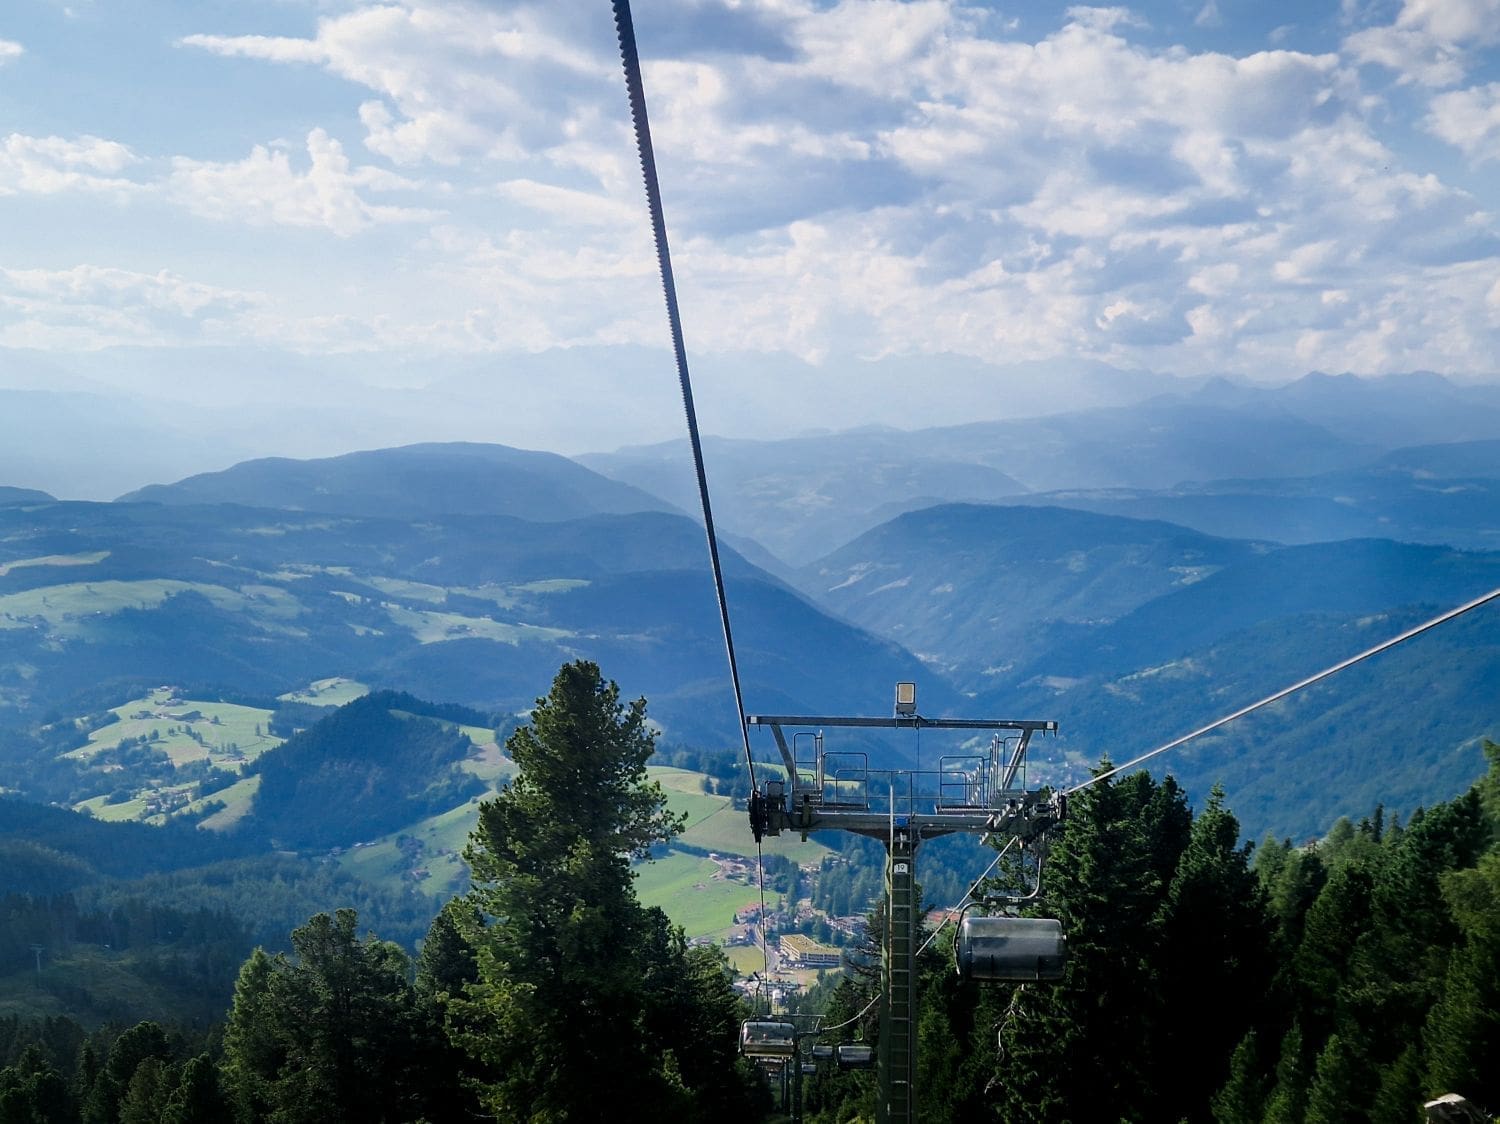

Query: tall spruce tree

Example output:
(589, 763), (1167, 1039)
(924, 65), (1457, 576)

(1153, 787), (1272, 1122)
(450, 661), (689, 1119)
(995, 767), (1182, 1122)
(1423, 851), (1500, 1106)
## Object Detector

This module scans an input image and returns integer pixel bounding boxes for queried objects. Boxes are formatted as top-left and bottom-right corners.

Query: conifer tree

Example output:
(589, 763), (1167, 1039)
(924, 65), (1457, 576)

(1369, 1044), (1424, 1124)
(219, 911), (434, 1123)
(1304, 1033), (1367, 1123)
(995, 766), (1182, 1121)
(451, 661), (690, 1119)
(1423, 852), (1500, 1107)
(1211, 1030), (1269, 1124)
(1154, 787), (1272, 1121)
(1261, 1020), (1308, 1124)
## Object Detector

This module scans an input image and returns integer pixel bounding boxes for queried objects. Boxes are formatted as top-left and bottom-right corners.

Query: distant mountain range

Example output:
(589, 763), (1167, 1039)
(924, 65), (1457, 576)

(0, 447), (944, 753)
(582, 372), (1500, 564)
(2, 368), (1498, 840)
(118, 442), (677, 523)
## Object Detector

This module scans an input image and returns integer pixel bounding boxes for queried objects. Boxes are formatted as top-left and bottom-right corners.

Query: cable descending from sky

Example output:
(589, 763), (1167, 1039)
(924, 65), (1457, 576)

(610, 0), (754, 786)
(612, 0), (769, 977)
(1064, 584), (1500, 797)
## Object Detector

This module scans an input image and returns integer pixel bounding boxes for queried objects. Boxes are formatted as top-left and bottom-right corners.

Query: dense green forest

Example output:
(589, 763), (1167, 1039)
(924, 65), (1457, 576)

(1, 664), (1496, 1121)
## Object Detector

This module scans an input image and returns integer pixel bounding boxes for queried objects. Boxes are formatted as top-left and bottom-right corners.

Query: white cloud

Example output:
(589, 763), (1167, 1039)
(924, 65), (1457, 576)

(1344, 0), (1500, 86)
(0, 40), (22, 62)
(177, 32), (325, 64)
(181, 2), (613, 167)
(0, 265), (265, 349)
(166, 129), (439, 235)
(0, 133), (137, 196)
(1426, 82), (1500, 160)
(24, 0), (1491, 389)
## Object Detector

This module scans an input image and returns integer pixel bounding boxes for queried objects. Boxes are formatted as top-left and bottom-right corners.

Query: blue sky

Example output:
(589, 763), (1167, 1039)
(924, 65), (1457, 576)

(2, 0), (1499, 463)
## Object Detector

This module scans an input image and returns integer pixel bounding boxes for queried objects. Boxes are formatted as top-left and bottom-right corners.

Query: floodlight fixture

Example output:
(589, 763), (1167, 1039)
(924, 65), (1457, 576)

(894, 681), (917, 716)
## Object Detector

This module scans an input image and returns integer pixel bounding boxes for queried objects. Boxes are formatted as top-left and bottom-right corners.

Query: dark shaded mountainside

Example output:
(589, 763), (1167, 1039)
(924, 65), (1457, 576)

(796, 503), (1500, 838)
(0, 444), (949, 759)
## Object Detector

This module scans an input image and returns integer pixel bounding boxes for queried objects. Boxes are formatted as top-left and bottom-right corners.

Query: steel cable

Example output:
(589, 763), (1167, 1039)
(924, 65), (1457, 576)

(1063, 584), (1500, 797)
(611, 0), (755, 785)
(612, 0), (768, 977)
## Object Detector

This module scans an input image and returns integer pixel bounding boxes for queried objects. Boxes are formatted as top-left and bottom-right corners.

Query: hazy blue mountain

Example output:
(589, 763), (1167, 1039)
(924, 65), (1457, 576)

(1008, 537), (1500, 684)
(783, 497), (1500, 837)
(1371, 438), (1500, 479)
(1009, 451), (1500, 550)
(118, 442), (677, 522)
(1003, 488), (1381, 545)
(796, 504), (1261, 688)
(1189, 371), (1500, 448)
(584, 396), (1375, 565)
(993, 599), (1500, 842)
(582, 371), (1498, 565)
(957, 535), (1500, 838)
(580, 435), (1029, 564)
(0, 486), (53, 505)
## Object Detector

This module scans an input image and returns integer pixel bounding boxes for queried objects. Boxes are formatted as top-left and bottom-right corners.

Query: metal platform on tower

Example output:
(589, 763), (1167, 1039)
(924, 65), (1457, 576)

(744, 684), (1062, 1124)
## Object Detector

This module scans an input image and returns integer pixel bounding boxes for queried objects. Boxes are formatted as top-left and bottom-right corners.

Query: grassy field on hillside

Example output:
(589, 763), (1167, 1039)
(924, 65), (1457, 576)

(649, 767), (829, 862)
(194, 775), (261, 831)
(633, 850), (767, 939)
(65, 688), (280, 821)
(278, 677), (369, 707)
(384, 604), (572, 645)
(339, 795), (490, 901)
(0, 550), (110, 577)
(0, 579), (302, 635)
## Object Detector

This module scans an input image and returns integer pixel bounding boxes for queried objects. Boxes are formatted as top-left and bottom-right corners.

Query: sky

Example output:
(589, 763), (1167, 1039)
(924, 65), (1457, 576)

(2, 0), (1499, 471)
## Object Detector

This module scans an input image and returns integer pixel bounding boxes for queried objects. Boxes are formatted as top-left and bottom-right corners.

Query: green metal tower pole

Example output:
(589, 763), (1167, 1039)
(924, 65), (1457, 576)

(878, 831), (919, 1124)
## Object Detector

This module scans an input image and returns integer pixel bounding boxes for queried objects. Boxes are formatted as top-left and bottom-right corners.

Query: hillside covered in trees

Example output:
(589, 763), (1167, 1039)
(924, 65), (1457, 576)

(0, 664), (1496, 1121)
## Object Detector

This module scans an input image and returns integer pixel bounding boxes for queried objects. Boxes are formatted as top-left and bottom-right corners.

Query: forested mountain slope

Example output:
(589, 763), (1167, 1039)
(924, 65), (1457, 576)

(0, 498), (943, 786)
(794, 503), (1500, 838)
(796, 504), (1262, 683)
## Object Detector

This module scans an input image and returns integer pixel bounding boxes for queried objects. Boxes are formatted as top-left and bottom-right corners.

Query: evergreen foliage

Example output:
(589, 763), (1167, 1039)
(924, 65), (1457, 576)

(219, 910), (459, 1124)
(449, 660), (757, 1120)
(249, 692), (484, 851)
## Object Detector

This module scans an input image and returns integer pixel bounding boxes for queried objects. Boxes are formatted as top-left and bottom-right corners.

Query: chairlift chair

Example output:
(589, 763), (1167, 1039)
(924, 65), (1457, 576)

(739, 1019), (798, 1058)
(955, 915), (1066, 983)
(836, 1044), (875, 1069)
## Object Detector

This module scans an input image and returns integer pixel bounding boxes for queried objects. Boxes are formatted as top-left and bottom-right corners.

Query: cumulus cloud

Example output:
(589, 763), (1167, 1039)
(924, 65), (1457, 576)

(0, 133), (138, 196)
(113, 0), (1495, 383)
(0, 265), (265, 349)
(166, 129), (439, 235)
(181, 2), (612, 167)
(0, 40), (22, 62)
(1426, 82), (1500, 160)
(1344, 0), (1500, 85)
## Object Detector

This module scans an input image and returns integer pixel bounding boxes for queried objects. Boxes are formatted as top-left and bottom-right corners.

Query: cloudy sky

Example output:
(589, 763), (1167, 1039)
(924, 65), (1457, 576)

(2, 0), (1499, 466)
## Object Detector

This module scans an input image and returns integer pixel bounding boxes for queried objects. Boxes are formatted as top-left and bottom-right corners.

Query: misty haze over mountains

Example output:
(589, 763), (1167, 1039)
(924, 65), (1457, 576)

(1, 369), (1498, 838)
